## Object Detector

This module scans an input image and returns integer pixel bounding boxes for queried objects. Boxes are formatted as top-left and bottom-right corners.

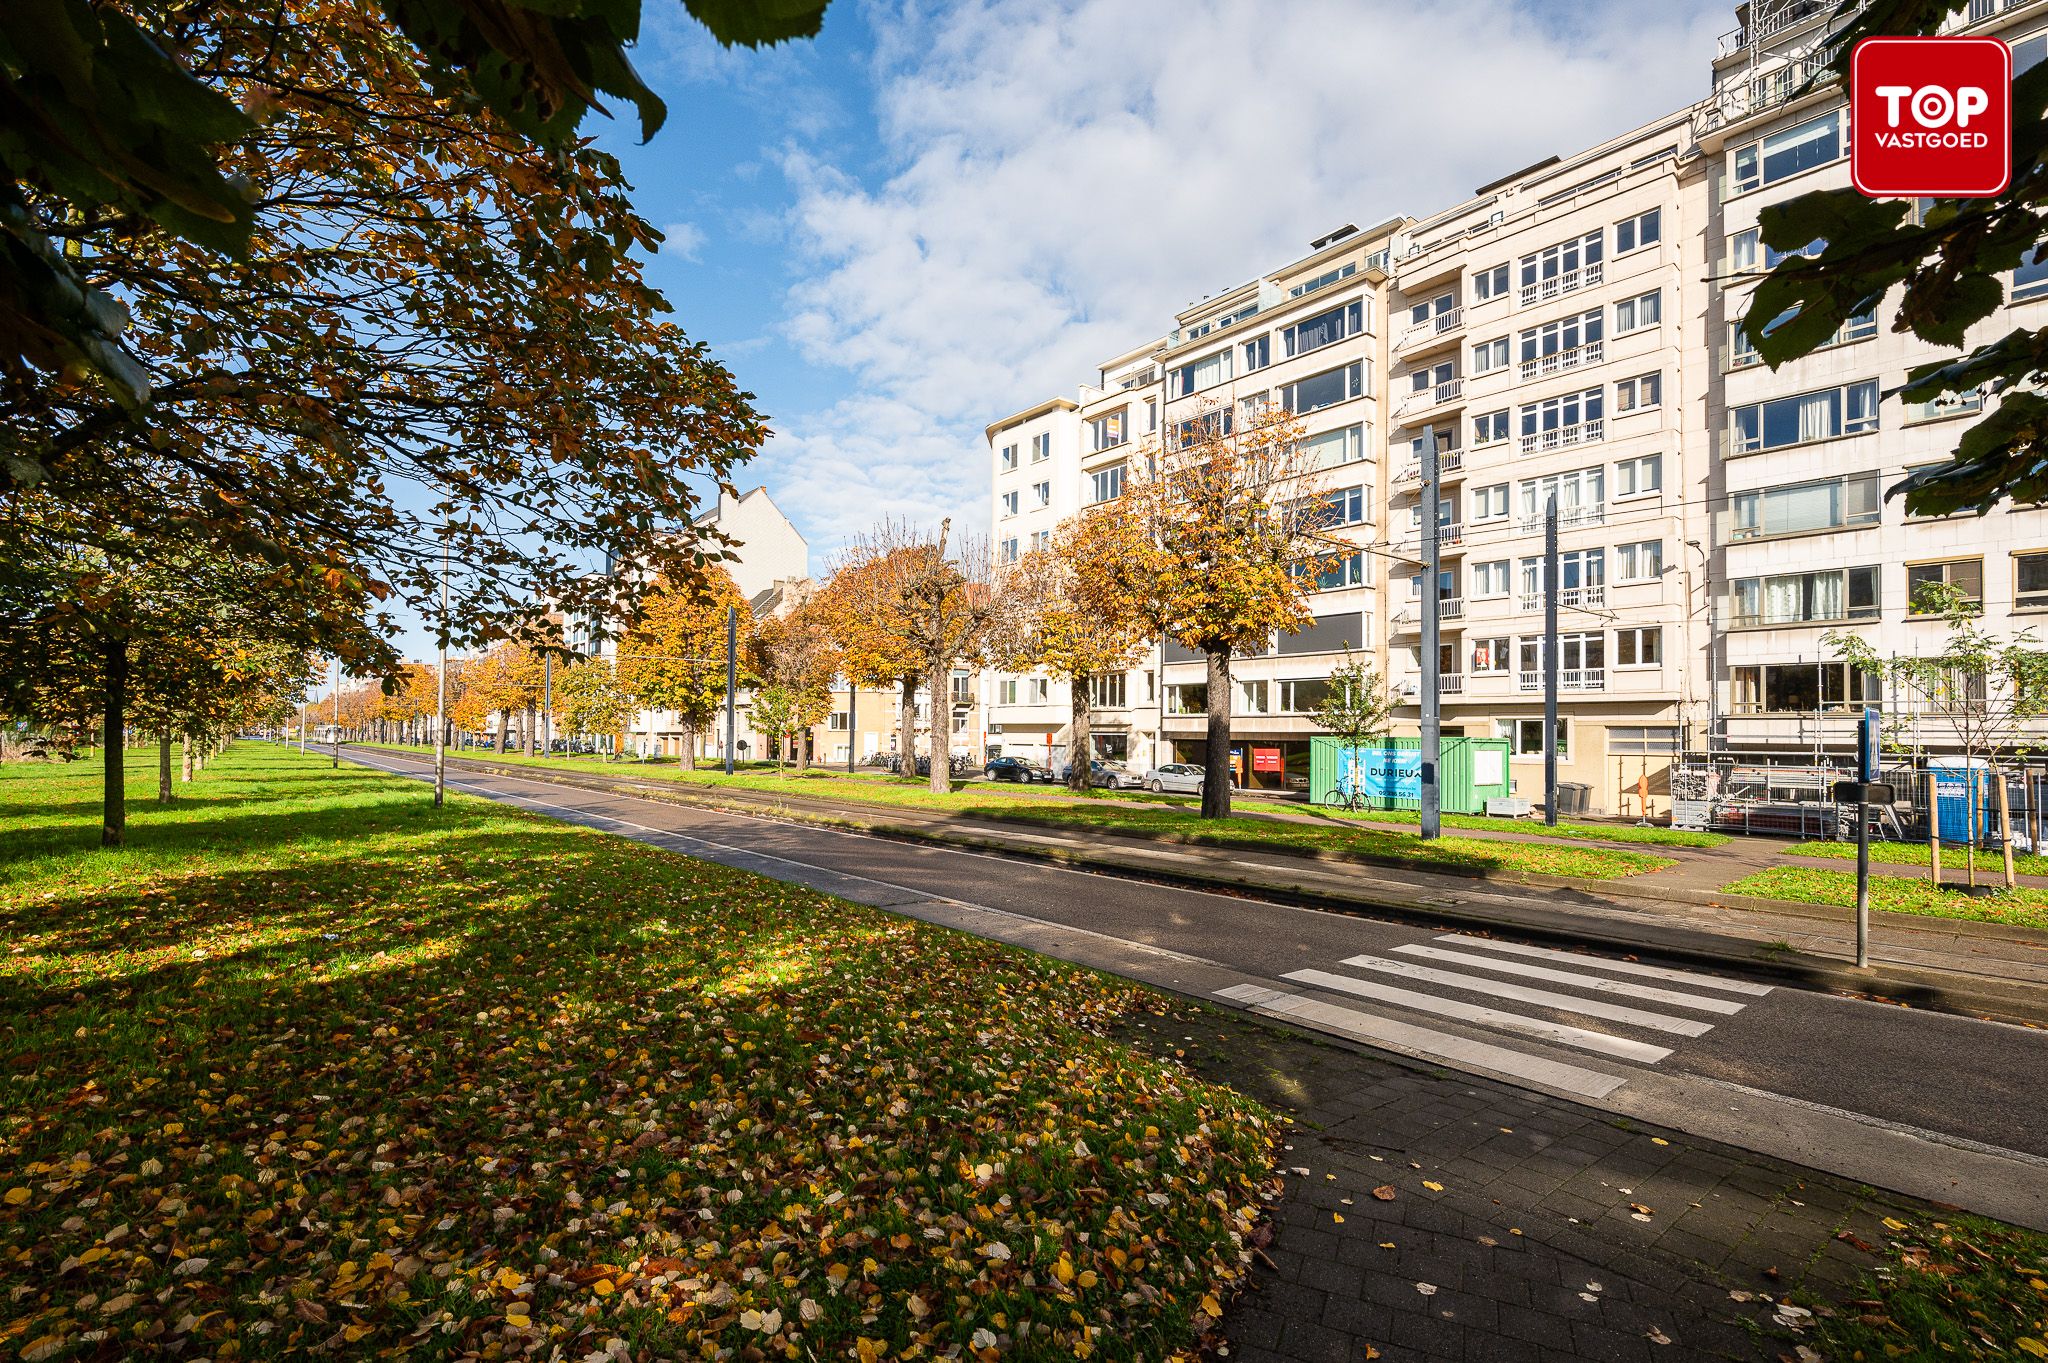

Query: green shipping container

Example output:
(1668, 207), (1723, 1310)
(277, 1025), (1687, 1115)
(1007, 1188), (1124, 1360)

(1308, 735), (1513, 815)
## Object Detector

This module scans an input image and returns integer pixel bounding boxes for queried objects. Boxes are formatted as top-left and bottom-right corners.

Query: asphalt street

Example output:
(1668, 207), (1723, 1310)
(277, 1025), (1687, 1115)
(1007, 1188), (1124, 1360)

(343, 747), (2048, 1225)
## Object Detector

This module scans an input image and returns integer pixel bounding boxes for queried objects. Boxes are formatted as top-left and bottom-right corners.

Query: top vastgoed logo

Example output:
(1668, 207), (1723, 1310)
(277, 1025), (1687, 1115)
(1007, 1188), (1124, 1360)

(1851, 36), (2011, 197)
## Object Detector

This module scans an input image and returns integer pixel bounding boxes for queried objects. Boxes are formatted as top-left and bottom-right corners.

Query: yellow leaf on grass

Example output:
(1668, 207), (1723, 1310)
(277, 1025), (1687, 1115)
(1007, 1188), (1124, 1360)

(1882, 1218), (1908, 1232)
(1199, 1294), (1222, 1318)
(591, 1279), (614, 1297)
(3, 1188), (28, 1206)
(2015, 1339), (2048, 1359)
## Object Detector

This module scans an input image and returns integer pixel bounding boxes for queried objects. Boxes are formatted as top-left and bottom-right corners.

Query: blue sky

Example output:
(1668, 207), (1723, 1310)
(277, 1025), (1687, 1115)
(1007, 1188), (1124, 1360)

(375, 0), (1735, 670)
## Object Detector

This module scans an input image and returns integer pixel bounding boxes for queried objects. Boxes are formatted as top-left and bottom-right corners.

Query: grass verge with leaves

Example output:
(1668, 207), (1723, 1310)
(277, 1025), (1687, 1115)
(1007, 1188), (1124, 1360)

(1813, 1213), (2048, 1360)
(1721, 866), (2048, 931)
(1241, 800), (1730, 849)
(0, 745), (1276, 1362)
(1787, 838), (2048, 878)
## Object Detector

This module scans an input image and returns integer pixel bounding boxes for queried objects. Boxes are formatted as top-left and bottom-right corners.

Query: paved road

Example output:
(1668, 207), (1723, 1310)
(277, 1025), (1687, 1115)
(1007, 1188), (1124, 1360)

(345, 748), (2048, 1227)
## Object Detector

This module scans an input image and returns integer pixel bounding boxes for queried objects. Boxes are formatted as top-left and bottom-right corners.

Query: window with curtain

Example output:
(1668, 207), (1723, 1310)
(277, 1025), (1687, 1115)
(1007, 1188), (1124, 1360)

(1727, 474), (1881, 540)
(1301, 424), (1363, 469)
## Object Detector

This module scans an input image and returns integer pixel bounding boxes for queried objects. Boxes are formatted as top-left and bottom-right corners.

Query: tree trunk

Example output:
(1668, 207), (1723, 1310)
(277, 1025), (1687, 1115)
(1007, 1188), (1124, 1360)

(523, 706), (535, 757)
(158, 732), (173, 803)
(798, 726), (812, 772)
(1202, 647), (1233, 819)
(102, 634), (127, 847)
(682, 720), (697, 770)
(898, 674), (918, 775)
(497, 710), (508, 754)
(928, 654), (951, 795)
(1068, 679), (1091, 791)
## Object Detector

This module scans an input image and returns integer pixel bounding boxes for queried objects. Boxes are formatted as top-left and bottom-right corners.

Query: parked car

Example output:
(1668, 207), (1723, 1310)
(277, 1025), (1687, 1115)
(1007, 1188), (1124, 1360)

(1144, 761), (1229, 795)
(985, 755), (1053, 783)
(1052, 759), (1146, 790)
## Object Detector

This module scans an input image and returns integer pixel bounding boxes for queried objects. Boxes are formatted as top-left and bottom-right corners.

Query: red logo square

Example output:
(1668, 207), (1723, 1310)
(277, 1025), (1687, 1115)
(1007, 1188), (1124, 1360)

(1851, 36), (2011, 197)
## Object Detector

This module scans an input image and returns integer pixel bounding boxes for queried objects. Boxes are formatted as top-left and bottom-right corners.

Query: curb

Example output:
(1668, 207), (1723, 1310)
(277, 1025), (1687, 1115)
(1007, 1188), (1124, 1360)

(357, 748), (2048, 1026)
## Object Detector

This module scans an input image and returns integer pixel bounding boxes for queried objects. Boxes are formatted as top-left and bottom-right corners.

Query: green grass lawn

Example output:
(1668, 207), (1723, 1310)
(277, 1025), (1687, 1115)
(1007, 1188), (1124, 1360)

(1242, 799), (1730, 849)
(361, 744), (1673, 882)
(0, 745), (1276, 1362)
(1812, 1213), (2048, 1360)
(1788, 837), (2048, 878)
(1721, 865), (2048, 931)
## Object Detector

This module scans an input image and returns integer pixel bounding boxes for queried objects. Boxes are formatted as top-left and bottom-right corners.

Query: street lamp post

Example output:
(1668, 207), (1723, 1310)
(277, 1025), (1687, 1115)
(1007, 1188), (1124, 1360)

(434, 539), (448, 807)
(331, 658), (341, 768)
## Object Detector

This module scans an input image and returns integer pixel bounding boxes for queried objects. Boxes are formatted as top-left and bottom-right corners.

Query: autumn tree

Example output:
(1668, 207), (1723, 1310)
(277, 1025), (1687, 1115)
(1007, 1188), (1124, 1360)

(1073, 403), (1334, 818)
(555, 658), (634, 755)
(462, 642), (547, 754)
(815, 554), (926, 771)
(618, 567), (750, 767)
(823, 521), (1000, 795)
(749, 684), (801, 776)
(749, 597), (840, 771)
(994, 524), (1151, 791)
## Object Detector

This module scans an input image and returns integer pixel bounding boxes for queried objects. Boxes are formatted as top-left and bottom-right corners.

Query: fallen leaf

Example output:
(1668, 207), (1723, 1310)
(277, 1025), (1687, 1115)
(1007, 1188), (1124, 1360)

(1422, 1180), (1444, 1192)
(1371, 1185), (1397, 1202)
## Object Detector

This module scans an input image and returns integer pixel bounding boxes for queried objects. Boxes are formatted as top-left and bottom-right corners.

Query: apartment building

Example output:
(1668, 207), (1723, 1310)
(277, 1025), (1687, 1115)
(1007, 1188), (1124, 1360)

(1704, 0), (2048, 759)
(985, 398), (1083, 762)
(977, 0), (2048, 811)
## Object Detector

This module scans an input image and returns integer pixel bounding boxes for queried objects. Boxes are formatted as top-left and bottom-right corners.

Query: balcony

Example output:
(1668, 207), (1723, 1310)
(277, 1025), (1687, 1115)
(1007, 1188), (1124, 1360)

(1518, 339), (1604, 382)
(1518, 583), (1607, 612)
(1518, 261), (1603, 308)
(1394, 449), (1464, 487)
(1397, 377), (1465, 418)
(1398, 306), (1465, 355)
(1518, 668), (1606, 693)
(1439, 673), (1465, 694)
(1517, 501), (1605, 534)
(1440, 596), (1465, 620)
(1395, 522), (1465, 560)
(1518, 418), (1603, 454)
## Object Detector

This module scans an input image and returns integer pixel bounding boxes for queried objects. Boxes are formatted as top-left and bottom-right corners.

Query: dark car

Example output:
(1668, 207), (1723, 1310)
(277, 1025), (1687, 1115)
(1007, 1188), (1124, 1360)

(985, 756), (1052, 783)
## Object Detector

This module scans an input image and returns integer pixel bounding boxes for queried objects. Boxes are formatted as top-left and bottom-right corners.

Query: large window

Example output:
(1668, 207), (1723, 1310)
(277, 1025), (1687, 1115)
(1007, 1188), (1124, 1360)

(1087, 672), (1128, 709)
(1613, 290), (1661, 334)
(1615, 372), (1662, 413)
(1614, 539), (1663, 583)
(1731, 110), (1841, 193)
(2016, 246), (2048, 304)
(1164, 683), (1207, 715)
(1473, 559), (1511, 597)
(1518, 309), (1603, 369)
(1283, 299), (1365, 358)
(1729, 380), (1880, 454)
(1089, 410), (1126, 452)
(1470, 482), (1510, 522)
(1173, 409), (1232, 446)
(1299, 551), (1367, 591)
(1301, 423), (1364, 469)
(1519, 231), (1603, 292)
(1519, 388), (1604, 448)
(1731, 566), (1879, 626)
(1615, 208), (1661, 254)
(1471, 638), (1511, 673)
(1615, 627), (1662, 667)
(1282, 361), (1365, 415)
(1498, 717), (1570, 758)
(1727, 473), (1880, 540)
(1731, 662), (1879, 713)
(1088, 464), (1125, 505)
(2018, 551), (2048, 610)
(1289, 261), (1356, 298)
(1280, 678), (1334, 713)
(1171, 349), (1232, 397)
(1907, 558), (1984, 611)
(1410, 293), (1456, 327)
(1472, 410), (1510, 445)
(1472, 264), (1510, 302)
(1242, 335), (1271, 372)
(1518, 466), (1604, 524)
(1615, 453), (1662, 498)
(1472, 336), (1511, 374)
(1301, 485), (1367, 528)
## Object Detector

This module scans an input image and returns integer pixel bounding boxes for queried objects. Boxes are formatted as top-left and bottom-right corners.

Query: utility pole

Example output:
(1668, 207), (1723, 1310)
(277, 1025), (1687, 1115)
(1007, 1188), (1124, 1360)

(1419, 424), (1442, 840)
(434, 539), (448, 807)
(847, 680), (857, 773)
(1544, 496), (1560, 827)
(331, 657), (341, 768)
(299, 698), (307, 754)
(723, 605), (737, 776)
(542, 654), (553, 758)
(1855, 705), (1877, 968)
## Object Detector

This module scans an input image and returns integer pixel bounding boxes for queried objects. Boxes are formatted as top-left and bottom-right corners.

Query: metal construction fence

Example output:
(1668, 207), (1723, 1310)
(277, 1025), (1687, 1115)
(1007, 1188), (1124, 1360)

(1668, 749), (2048, 849)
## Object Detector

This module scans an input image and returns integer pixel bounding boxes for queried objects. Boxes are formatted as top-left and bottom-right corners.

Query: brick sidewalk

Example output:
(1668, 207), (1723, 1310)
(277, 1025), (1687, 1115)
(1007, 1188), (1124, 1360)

(1127, 1008), (1911, 1363)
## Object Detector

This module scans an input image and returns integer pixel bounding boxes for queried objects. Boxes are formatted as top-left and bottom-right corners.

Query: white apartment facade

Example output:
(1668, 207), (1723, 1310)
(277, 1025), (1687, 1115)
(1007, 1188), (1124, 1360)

(977, 0), (2048, 811)
(985, 398), (1084, 764)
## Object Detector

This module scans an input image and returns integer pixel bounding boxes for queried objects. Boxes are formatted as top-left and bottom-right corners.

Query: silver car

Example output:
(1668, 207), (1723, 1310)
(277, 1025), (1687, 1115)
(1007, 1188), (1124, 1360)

(1143, 762), (1211, 794)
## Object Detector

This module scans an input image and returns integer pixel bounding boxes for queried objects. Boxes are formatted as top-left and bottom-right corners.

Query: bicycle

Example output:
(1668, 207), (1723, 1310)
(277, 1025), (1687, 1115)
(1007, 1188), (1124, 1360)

(1332, 777), (1371, 814)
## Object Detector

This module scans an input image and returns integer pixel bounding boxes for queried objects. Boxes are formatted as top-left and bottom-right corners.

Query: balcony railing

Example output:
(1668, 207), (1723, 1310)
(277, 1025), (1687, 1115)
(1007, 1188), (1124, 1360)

(1518, 418), (1603, 454)
(1398, 306), (1464, 351)
(1395, 449), (1464, 485)
(1439, 673), (1465, 694)
(1518, 261), (1603, 308)
(1398, 378), (1465, 417)
(1517, 583), (1607, 612)
(1517, 501), (1605, 534)
(1518, 339), (1604, 382)
(1439, 596), (1465, 619)
(1518, 668), (1606, 693)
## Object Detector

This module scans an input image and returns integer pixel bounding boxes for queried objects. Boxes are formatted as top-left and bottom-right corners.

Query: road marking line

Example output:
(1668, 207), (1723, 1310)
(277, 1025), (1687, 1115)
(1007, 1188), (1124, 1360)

(1330, 955), (1714, 1036)
(1285, 968), (1675, 1063)
(1215, 984), (1628, 1100)
(1432, 934), (1774, 996)
(1390, 945), (1748, 1015)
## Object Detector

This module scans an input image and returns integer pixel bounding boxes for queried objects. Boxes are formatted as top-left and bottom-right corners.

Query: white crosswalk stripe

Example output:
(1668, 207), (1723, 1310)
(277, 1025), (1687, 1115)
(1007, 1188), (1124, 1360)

(1216, 933), (1768, 1100)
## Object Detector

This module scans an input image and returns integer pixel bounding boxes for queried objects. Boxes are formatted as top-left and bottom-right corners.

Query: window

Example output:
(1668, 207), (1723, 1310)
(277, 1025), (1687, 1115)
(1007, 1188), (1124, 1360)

(1615, 372), (1662, 413)
(1171, 349), (1232, 397)
(1903, 387), (1987, 424)
(1030, 529), (1052, 552)
(1518, 466), (1605, 525)
(1609, 726), (1680, 755)
(1289, 261), (1356, 298)
(1299, 551), (1367, 591)
(1518, 309), (1604, 373)
(1281, 361), (1365, 415)
(1613, 290), (1661, 333)
(1472, 264), (1510, 302)
(1284, 299), (1365, 357)
(1615, 208), (1661, 254)
(1279, 678), (1333, 713)
(1907, 558), (1984, 611)
(1029, 677), (1049, 703)
(1240, 391), (1270, 424)
(1614, 540), (1663, 583)
(1728, 473), (1881, 540)
(2019, 33), (2048, 77)
(1000, 443), (1018, 471)
(2015, 246), (2048, 303)
(1089, 464), (1125, 505)
(1615, 627), (1662, 667)
(1001, 490), (1019, 517)
(1473, 410), (1510, 445)
(1473, 560), (1511, 597)
(999, 536), (1019, 563)
(1241, 334), (1272, 372)
(1031, 433), (1051, 462)
(828, 711), (849, 731)
(1089, 410), (1127, 451)
(1732, 566), (1880, 626)
(1470, 483), (1510, 522)
(1470, 638), (1511, 673)
(1410, 293), (1456, 327)
(1238, 680), (1270, 715)
(1498, 717), (1569, 758)
(1410, 359), (1455, 394)
(1302, 485), (1367, 528)
(2018, 552), (2048, 610)
(1032, 480), (1051, 508)
(1519, 231), (1603, 293)
(1520, 632), (1603, 677)
(1519, 388), (1604, 446)
(1615, 453), (1662, 498)
(1764, 235), (1826, 269)
(1729, 379), (1880, 453)
(1731, 662), (1879, 713)
(1087, 672), (1128, 709)
(1472, 336), (1511, 374)
(999, 679), (1018, 705)
(1145, 398), (1158, 432)
(1173, 409), (1232, 446)
(1301, 424), (1364, 469)
(1729, 227), (1759, 273)
(1406, 496), (1454, 534)
(1407, 567), (1457, 600)
(1731, 110), (1841, 193)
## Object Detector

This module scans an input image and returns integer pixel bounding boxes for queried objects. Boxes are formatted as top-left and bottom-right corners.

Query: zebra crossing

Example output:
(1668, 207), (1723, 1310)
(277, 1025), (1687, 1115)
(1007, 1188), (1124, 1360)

(1216, 934), (1771, 1100)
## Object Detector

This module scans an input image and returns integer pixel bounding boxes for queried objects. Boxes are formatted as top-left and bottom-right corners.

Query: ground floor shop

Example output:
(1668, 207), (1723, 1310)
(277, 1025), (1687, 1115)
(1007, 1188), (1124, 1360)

(1164, 732), (1313, 794)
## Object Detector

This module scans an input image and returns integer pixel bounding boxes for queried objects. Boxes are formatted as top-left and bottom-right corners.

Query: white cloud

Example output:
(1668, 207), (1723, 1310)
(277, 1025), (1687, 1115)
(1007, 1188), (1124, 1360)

(660, 220), (708, 260)
(763, 0), (1729, 557)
